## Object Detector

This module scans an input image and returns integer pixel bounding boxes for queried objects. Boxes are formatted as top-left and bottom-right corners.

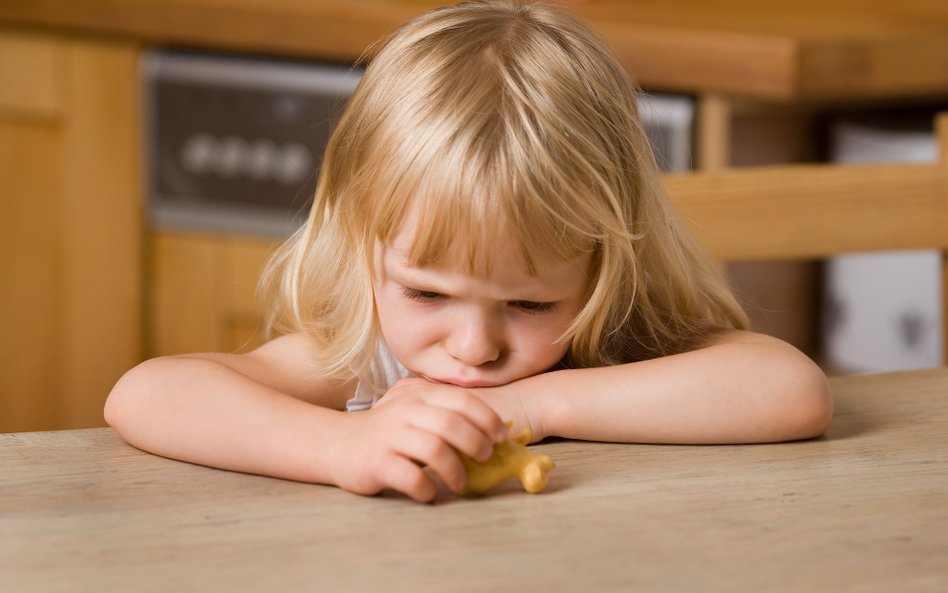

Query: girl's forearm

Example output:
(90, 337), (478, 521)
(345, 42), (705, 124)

(105, 356), (347, 484)
(512, 332), (832, 444)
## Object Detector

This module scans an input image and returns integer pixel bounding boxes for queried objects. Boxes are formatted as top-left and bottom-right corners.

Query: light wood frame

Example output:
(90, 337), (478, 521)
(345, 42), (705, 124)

(665, 112), (948, 363)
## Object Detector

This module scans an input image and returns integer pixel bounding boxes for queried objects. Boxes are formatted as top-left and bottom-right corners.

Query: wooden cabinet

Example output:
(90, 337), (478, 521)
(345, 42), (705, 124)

(0, 29), (142, 432)
(148, 232), (276, 357)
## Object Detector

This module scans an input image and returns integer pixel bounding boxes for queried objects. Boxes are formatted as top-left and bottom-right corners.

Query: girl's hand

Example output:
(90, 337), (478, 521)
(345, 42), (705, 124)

(387, 378), (543, 443)
(329, 380), (508, 502)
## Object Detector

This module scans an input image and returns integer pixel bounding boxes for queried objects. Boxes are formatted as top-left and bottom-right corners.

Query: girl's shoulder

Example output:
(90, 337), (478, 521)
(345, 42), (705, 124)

(239, 332), (358, 409)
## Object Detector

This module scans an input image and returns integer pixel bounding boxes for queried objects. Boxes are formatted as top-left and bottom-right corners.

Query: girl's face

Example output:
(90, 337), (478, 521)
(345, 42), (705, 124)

(373, 223), (591, 388)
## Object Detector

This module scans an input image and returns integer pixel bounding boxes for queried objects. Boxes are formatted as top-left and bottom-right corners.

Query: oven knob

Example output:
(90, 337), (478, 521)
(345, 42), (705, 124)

(275, 142), (312, 185)
(248, 139), (279, 181)
(219, 135), (248, 178)
(180, 133), (217, 174)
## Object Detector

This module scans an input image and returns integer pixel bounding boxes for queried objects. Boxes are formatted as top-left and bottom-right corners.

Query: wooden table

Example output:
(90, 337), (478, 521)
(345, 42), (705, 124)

(3, 368), (947, 592)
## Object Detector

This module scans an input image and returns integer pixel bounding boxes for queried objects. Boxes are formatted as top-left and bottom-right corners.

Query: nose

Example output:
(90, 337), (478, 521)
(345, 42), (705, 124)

(445, 310), (502, 367)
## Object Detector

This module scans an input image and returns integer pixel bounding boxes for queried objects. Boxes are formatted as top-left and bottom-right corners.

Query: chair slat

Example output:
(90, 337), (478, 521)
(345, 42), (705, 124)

(666, 162), (947, 261)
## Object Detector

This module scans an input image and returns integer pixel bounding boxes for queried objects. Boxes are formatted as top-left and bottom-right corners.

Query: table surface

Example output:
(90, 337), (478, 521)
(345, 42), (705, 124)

(1, 0), (948, 101)
(3, 367), (948, 592)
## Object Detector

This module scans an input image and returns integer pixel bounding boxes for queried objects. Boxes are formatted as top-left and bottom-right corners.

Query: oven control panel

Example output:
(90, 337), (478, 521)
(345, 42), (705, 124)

(145, 50), (362, 236)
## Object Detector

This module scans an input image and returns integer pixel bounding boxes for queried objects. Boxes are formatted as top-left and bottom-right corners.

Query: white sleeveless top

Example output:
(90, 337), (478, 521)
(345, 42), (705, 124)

(345, 341), (411, 412)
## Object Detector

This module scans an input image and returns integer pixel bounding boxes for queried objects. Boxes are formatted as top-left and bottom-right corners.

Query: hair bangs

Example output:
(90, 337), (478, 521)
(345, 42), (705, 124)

(366, 121), (602, 279)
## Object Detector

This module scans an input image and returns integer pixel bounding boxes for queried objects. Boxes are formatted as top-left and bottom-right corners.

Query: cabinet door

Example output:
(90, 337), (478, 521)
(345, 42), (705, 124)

(0, 29), (141, 432)
(149, 232), (276, 357)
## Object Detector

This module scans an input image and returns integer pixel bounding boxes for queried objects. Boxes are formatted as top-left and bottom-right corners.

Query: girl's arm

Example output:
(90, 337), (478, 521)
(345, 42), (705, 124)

(105, 333), (506, 502)
(105, 333), (357, 483)
(484, 330), (833, 444)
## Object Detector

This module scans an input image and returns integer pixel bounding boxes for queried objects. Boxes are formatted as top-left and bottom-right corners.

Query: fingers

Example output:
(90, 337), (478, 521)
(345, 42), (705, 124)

(407, 404), (494, 462)
(385, 379), (508, 443)
(379, 455), (439, 503)
(345, 381), (512, 501)
(424, 390), (509, 444)
(392, 428), (468, 494)
(375, 404), (497, 497)
(375, 409), (487, 495)
(367, 436), (463, 502)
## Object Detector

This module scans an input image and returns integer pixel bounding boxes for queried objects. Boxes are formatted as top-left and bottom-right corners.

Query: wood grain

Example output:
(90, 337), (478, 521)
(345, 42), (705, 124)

(0, 30), (63, 118)
(666, 161), (948, 261)
(58, 38), (143, 428)
(148, 232), (275, 357)
(0, 30), (141, 432)
(0, 106), (63, 430)
(2, 368), (947, 592)
(1, 0), (948, 100)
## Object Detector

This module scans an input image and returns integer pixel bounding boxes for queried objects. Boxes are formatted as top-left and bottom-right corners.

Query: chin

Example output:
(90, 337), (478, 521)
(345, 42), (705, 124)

(421, 370), (540, 389)
(423, 376), (498, 389)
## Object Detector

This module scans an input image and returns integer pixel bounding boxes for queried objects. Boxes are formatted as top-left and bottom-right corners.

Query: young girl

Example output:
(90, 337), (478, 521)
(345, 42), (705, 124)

(106, 0), (832, 502)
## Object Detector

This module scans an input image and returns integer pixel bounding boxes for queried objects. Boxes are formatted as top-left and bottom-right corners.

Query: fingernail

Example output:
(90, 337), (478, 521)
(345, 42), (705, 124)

(479, 443), (494, 461)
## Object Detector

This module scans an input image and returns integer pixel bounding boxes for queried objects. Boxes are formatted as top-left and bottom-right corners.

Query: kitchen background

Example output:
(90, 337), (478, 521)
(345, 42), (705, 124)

(2, 0), (946, 433)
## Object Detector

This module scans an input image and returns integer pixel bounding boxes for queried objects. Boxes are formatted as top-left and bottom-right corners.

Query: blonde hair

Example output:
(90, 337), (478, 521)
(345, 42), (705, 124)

(261, 0), (748, 380)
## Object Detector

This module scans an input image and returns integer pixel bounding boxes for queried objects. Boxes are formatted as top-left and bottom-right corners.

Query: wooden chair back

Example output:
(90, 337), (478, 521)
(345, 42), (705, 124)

(664, 112), (948, 363)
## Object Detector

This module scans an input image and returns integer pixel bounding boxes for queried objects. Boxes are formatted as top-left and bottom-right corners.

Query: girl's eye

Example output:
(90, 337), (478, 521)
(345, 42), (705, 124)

(402, 287), (442, 302)
(511, 300), (558, 314)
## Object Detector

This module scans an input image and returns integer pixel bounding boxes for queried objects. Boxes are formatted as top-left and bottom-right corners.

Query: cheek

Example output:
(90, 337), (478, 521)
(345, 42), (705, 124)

(376, 290), (411, 333)
(511, 312), (575, 358)
(374, 286), (404, 339)
(375, 290), (437, 352)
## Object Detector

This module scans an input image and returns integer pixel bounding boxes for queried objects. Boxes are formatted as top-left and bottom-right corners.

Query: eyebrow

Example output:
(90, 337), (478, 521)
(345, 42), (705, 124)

(388, 267), (450, 291)
(384, 257), (465, 293)
(384, 252), (569, 302)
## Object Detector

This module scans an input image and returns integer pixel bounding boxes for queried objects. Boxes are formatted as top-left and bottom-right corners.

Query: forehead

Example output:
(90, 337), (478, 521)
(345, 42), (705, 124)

(381, 230), (592, 298)
(384, 195), (584, 280)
